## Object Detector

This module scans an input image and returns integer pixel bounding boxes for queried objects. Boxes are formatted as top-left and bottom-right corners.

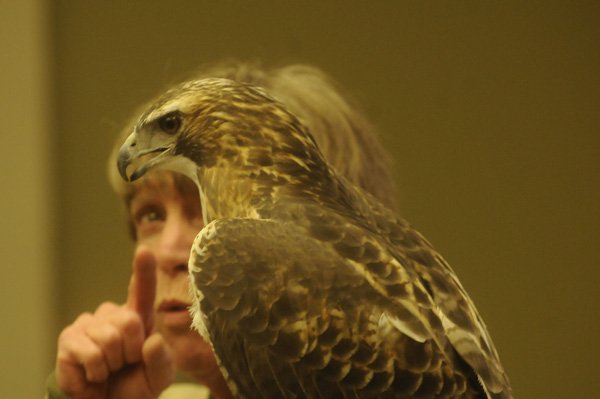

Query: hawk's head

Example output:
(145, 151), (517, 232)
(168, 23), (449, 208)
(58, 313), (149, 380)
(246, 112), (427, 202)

(117, 78), (320, 185)
(117, 78), (336, 221)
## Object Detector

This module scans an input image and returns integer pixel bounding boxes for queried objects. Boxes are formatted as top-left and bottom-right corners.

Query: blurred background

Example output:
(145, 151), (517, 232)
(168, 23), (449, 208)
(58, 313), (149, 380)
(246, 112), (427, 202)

(2, 1), (598, 397)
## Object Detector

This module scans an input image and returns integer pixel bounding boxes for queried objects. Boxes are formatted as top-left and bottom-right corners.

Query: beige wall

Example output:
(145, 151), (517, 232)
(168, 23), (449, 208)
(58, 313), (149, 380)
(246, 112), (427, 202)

(0, 1), (56, 397)
(6, 1), (597, 397)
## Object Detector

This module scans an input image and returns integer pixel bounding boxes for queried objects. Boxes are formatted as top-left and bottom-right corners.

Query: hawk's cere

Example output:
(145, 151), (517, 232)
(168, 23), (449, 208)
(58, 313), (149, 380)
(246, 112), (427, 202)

(117, 78), (512, 398)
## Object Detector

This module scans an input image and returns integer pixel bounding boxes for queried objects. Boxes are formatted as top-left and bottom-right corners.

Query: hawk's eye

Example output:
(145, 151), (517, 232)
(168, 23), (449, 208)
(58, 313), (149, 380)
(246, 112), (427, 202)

(157, 112), (181, 134)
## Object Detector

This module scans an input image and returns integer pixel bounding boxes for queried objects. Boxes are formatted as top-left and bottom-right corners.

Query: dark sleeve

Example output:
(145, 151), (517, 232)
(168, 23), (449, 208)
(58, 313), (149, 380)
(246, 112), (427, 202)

(44, 371), (71, 399)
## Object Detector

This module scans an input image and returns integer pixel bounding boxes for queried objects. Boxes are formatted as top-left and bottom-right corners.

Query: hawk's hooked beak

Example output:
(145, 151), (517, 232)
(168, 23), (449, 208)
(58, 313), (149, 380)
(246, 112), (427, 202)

(117, 132), (172, 182)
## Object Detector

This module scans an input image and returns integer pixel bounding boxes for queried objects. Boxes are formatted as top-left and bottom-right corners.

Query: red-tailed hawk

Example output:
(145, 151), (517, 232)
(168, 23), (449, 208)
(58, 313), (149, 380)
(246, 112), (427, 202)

(117, 78), (512, 398)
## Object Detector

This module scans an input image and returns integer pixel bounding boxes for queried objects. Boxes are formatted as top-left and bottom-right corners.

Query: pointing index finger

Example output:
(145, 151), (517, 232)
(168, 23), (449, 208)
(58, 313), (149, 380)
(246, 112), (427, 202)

(126, 245), (156, 336)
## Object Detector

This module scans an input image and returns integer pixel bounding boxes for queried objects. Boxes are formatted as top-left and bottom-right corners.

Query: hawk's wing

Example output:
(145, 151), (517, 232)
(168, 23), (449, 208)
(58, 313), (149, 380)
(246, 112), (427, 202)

(189, 216), (497, 398)
(341, 183), (510, 393)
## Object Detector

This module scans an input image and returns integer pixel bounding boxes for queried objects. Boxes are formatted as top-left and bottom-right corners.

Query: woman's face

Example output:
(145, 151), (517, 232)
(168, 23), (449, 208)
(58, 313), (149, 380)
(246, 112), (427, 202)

(128, 172), (219, 381)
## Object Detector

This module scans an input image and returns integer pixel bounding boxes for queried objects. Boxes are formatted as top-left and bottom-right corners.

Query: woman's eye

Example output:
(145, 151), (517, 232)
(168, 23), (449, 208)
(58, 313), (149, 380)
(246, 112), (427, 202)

(132, 205), (165, 238)
(139, 210), (161, 223)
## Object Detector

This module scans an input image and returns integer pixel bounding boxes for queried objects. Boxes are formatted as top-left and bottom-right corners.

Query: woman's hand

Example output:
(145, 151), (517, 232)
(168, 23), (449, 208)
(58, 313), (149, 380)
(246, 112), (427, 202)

(55, 248), (174, 399)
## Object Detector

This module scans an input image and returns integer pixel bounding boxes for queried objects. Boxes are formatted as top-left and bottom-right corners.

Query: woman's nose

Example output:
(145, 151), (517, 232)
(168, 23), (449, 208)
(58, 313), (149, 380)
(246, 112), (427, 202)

(154, 214), (197, 275)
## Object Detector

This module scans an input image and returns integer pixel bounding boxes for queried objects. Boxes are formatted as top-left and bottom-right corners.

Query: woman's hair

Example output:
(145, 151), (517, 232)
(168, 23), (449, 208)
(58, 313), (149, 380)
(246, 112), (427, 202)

(108, 61), (397, 214)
